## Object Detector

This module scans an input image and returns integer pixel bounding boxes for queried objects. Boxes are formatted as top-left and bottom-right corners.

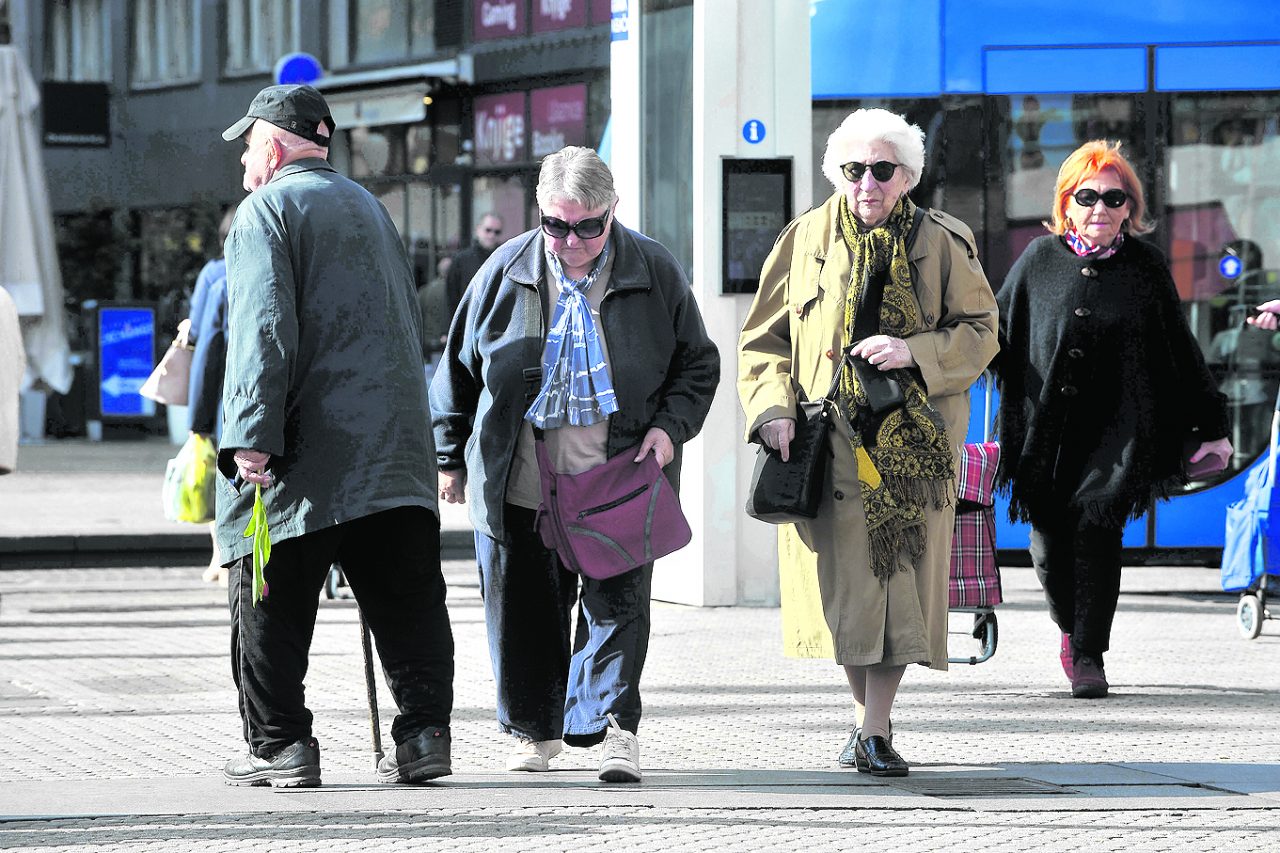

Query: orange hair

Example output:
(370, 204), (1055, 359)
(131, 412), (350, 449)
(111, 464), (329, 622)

(1047, 140), (1154, 236)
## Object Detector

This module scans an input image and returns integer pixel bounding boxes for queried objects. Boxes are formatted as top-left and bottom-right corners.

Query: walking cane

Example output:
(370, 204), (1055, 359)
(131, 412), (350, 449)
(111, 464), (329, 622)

(358, 607), (385, 769)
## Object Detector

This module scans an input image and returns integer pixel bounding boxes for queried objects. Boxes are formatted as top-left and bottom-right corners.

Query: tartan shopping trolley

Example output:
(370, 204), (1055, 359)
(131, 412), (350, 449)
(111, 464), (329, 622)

(1220, 409), (1280, 639)
(947, 439), (1003, 664)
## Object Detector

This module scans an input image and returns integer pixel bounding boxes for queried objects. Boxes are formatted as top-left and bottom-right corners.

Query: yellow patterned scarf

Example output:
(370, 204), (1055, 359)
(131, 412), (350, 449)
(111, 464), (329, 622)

(838, 194), (954, 582)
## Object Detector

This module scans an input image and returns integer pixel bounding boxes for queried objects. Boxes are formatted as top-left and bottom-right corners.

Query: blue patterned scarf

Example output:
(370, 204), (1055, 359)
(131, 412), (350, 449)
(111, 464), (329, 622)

(525, 244), (617, 428)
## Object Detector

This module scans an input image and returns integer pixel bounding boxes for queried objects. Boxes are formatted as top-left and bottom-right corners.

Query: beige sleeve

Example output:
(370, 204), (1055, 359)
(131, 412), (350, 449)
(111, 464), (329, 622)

(905, 225), (1000, 399)
(737, 223), (801, 441)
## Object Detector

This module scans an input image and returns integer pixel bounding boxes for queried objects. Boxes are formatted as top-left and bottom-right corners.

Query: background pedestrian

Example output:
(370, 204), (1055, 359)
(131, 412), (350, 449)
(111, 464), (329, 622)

(993, 139), (1231, 699)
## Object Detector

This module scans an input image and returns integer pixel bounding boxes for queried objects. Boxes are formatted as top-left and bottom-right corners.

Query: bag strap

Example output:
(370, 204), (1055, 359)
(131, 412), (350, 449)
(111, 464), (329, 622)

(905, 205), (927, 255)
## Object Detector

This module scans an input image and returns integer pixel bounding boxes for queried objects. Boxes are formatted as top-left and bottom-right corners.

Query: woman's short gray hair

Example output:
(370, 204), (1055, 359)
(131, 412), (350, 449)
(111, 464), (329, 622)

(536, 146), (617, 211)
(821, 109), (926, 192)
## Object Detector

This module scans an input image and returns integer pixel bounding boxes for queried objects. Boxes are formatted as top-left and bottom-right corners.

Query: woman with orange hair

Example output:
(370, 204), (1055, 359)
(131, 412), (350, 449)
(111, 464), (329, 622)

(994, 140), (1231, 698)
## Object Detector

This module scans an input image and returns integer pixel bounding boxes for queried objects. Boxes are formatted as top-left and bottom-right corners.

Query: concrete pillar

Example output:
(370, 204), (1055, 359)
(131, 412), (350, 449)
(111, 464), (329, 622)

(612, 1), (812, 605)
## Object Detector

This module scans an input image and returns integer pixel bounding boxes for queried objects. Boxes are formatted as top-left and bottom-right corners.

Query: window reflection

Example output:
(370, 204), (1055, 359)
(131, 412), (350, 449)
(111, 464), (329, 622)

(1168, 92), (1280, 473)
(348, 126), (405, 178)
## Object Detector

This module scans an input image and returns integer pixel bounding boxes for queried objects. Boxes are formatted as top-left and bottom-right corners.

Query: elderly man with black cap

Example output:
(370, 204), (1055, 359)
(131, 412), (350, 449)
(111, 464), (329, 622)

(216, 84), (455, 788)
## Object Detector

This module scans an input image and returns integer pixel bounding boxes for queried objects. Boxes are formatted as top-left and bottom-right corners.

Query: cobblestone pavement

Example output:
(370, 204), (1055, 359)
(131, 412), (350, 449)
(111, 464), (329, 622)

(0, 561), (1277, 851)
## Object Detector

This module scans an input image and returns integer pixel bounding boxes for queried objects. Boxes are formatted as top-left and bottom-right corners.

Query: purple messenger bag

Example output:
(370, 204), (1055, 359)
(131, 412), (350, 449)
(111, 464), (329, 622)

(534, 439), (692, 580)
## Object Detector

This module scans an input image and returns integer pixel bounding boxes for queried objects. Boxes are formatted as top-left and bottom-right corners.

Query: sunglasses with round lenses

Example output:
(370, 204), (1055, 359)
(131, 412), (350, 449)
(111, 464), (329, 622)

(841, 160), (899, 183)
(1072, 188), (1129, 209)
(540, 211), (609, 240)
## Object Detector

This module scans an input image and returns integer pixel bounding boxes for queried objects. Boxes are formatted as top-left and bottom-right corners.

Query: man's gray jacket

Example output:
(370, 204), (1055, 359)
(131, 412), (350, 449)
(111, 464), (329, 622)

(429, 221), (720, 542)
(216, 159), (436, 561)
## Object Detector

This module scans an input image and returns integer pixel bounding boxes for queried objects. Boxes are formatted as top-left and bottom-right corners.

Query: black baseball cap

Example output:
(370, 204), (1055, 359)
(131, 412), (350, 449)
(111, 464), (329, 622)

(221, 84), (336, 147)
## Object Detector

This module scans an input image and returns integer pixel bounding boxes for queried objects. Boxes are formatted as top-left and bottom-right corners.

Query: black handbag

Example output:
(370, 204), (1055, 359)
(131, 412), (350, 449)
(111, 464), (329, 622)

(850, 354), (905, 415)
(745, 359), (845, 524)
(746, 208), (924, 524)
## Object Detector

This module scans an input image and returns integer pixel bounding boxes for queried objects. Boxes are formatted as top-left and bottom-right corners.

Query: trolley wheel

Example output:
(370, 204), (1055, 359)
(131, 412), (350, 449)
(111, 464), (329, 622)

(1237, 594), (1263, 640)
(324, 563), (343, 600)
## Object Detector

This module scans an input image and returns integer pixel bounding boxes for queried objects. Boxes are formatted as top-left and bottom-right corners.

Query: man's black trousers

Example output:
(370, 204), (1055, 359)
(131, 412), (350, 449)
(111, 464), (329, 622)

(229, 505), (454, 757)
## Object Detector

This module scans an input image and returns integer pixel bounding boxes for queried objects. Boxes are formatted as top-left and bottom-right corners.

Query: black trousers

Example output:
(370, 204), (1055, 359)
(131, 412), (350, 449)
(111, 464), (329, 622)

(1028, 512), (1123, 662)
(228, 505), (454, 757)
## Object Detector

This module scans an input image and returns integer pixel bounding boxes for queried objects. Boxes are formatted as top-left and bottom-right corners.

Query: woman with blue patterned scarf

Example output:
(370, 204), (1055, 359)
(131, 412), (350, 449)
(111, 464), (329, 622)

(431, 147), (719, 784)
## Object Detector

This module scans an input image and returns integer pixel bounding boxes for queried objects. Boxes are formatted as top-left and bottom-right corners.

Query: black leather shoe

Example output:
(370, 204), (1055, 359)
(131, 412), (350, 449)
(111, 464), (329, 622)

(838, 722), (892, 767)
(854, 735), (909, 777)
(377, 726), (452, 784)
(224, 737), (321, 787)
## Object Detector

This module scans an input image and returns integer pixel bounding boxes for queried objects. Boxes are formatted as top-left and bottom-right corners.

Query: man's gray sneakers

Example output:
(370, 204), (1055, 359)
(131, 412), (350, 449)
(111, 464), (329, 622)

(377, 726), (452, 784)
(223, 737), (321, 788)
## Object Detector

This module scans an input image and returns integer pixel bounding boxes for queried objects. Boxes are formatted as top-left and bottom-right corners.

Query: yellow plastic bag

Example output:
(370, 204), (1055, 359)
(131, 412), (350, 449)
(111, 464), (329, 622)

(162, 434), (216, 524)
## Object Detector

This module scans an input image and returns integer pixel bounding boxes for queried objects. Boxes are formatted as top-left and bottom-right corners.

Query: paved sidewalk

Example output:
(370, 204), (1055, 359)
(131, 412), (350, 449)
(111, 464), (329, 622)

(1, 438), (1278, 850)
(0, 560), (1277, 851)
(0, 439), (474, 563)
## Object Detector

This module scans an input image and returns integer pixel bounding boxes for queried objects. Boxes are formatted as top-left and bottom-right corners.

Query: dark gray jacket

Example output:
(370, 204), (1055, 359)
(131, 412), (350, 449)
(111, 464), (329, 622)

(216, 159), (436, 560)
(430, 220), (720, 541)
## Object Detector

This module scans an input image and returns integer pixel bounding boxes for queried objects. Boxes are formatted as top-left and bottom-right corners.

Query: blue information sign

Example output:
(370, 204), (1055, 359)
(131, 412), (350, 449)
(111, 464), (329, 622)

(98, 306), (156, 417)
(1220, 254), (1243, 279)
(742, 119), (766, 144)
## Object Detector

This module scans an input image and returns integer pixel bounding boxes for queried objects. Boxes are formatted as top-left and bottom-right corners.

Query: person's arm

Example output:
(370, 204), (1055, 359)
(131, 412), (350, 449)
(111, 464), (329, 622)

(1155, 259), (1230, 442)
(1246, 298), (1280, 331)
(903, 221), (1000, 398)
(644, 256), (721, 449)
(217, 207), (297, 483)
(187, 281), (227, 437)
(738, 220), (802, 444)
(429, 264), (485, 479)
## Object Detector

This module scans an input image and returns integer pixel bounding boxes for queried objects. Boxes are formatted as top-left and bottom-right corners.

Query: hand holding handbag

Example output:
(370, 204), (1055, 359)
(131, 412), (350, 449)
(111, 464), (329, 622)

(140, 327), (194, 406)
(745, 354), (848, 524)
(535, 436), (692, 579)
(1184, 434), (1228, 480)
(850, 354), (906, 415)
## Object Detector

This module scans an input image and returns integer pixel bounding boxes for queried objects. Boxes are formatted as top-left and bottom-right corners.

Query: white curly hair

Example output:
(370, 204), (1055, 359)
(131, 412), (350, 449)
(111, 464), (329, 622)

(821, 108), (926, 192)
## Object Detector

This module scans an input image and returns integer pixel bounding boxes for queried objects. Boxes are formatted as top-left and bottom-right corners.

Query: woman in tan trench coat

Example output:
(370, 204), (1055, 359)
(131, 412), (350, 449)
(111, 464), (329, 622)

(738, 109), (998, 776)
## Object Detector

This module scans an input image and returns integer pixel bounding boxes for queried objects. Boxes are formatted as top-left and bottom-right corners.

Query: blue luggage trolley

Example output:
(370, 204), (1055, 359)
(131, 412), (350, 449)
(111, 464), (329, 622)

(1220, 409), (1280, 639)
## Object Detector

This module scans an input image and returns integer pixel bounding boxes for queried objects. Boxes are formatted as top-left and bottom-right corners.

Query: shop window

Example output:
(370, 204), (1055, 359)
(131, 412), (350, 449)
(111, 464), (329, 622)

(1168, 91), (1280, 474)
(474, 174), (527, 236)
(640, 0), (693, 273)
(347, 126), (407, 178)
(45, 0), (111, 82)
(135, 205), (224, 330)
(131, 0), (199, 87)
(349, 0), (436, 65)
(408, 125), (432, 174)
(225, 0), (298, 76)
(433, 97), (462, 166)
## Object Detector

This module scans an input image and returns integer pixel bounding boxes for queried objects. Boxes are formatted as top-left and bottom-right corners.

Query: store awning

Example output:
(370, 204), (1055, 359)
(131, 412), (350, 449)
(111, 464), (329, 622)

(314, 56), (473, 92)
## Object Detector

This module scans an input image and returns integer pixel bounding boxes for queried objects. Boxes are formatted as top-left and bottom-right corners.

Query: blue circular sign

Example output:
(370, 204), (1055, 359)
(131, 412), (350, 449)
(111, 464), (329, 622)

(1220, 254), (1243, 279)
(742, 120), (766, 144)
(274, 52), (324, 86)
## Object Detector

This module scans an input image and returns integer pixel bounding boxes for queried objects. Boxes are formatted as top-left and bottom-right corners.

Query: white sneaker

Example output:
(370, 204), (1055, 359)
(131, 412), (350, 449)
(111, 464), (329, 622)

(505, 736), (563, 772)
(597, 713), (641, 783)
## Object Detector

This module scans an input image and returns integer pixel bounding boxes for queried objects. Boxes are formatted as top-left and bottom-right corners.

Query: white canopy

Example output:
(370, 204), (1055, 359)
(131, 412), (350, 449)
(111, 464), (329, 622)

(0, 45), (72, 394)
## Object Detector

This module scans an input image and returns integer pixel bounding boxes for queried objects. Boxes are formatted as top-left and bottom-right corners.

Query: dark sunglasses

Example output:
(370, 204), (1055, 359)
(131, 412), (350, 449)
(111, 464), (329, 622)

(540, 210), (610, 240)
(482, 227), (503, 235)
(1072, 188), (1129, 209)
(840, 160), (899, 183)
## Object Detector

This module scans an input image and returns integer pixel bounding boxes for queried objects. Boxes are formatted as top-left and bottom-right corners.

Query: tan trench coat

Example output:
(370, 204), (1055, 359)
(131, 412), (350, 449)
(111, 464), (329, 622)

(738, 193), (999, 670)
